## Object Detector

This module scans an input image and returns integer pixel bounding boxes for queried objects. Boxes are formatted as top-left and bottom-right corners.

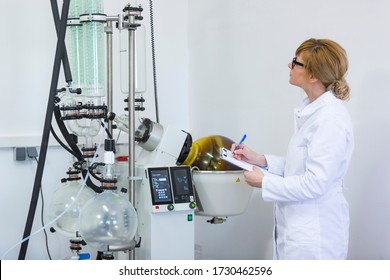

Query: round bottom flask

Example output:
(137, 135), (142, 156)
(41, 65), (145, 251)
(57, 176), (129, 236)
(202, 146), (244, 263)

(182, 135), (241, 171)
(79, 191), (138, 252)
(48, 180), (96, 238)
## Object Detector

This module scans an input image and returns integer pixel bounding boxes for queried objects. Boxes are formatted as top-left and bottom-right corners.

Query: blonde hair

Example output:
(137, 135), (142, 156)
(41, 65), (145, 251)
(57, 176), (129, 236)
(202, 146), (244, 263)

(296, 38), (350, 100)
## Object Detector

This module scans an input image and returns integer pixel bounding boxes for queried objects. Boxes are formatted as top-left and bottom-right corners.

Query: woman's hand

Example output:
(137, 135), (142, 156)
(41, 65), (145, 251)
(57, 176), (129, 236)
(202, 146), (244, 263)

(244, 166), (264, 188)
(230, 144), (268, 167)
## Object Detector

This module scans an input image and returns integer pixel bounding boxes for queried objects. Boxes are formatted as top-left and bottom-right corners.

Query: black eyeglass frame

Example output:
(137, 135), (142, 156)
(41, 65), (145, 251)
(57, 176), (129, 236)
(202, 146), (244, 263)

(292, 57), (305, 69)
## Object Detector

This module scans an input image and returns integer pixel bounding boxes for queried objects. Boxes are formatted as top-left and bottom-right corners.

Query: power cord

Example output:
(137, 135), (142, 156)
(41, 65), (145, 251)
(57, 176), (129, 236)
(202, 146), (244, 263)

(27, 148), (52, 260)
(149, 0), (160, 123)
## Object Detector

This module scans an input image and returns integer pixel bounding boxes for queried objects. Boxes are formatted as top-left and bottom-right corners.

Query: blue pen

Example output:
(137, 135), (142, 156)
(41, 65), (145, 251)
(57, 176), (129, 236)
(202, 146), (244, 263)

(234, 134), (247, 152)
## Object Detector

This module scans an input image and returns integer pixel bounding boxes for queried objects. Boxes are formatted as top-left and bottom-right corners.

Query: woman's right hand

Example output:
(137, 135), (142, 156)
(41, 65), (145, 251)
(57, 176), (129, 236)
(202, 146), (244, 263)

(230, 144), (267, 167)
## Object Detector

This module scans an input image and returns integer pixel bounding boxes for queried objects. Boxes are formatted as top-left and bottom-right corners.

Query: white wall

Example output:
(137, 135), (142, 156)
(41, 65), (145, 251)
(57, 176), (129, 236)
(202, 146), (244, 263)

(189, 0), (390, 259)
(1, 0), (389, 260)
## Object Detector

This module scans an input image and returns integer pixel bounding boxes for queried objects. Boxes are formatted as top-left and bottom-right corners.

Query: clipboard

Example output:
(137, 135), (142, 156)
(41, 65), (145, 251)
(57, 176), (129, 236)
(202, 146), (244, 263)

(220, 147), (256, 171)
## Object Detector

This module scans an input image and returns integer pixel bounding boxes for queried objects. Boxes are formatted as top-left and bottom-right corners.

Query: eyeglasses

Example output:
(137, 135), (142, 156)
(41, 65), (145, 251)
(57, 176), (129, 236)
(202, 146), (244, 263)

(292, 57), (305, 69)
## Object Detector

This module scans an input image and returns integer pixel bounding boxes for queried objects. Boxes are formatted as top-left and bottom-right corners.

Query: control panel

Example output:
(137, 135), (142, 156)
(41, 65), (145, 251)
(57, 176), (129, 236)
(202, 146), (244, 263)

(146, 166), (196, 213)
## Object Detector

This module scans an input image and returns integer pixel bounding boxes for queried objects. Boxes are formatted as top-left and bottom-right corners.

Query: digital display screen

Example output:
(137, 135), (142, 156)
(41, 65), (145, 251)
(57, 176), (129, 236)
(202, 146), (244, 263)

(170, 166), (194, 203)
(148, 168), (173, 205)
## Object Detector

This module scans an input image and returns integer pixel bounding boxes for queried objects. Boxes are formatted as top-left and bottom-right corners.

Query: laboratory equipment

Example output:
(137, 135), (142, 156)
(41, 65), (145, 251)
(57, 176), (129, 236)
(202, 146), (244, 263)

(32, 1), (143, 259)
(134, 118), (192, 166)
(67, 0), (84, 89)
(80, 0), (106, 98)
(192, 170), (253, 222)
(21, 0), (255, 261)
(181, 135), (254, 223)
(79, 139), (138, 258)
(48, 168), (96, 238)
(119, 118), (196, 259)
(182, 135), (241, 171)
(60, 0), (107, 156)
(79, 190), (138, 253)
(120, 120), (253, 257)
(135, 165), (196, 259)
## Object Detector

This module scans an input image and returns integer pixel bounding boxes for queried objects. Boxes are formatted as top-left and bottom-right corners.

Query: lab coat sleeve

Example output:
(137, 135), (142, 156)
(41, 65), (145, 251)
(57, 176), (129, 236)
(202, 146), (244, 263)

(262, 115), (352, 202)
(263, 154), (285, 176)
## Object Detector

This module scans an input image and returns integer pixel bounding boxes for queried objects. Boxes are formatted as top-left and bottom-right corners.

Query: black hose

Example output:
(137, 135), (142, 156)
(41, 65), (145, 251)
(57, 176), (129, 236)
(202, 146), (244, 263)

(50, 125), (81, 160)
(82, 170), (103, 194)
(18, 0), (71, 260)
(50, 0), (72, 83)
(53, 106), (83, 160)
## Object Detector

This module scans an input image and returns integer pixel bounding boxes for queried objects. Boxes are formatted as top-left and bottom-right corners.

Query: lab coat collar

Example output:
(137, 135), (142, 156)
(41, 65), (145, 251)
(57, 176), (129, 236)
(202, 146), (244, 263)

(294, 91), (335, 130)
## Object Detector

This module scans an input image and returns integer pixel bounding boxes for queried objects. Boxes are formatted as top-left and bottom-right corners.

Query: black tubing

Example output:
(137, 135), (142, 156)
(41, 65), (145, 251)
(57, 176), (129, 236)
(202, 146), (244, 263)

(18, 0), (71, 260)
(50, 0), (72, 83)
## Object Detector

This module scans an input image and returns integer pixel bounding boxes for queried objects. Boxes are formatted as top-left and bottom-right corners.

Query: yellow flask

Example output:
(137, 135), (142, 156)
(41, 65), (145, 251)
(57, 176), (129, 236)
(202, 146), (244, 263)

(182, 135), (241, 171)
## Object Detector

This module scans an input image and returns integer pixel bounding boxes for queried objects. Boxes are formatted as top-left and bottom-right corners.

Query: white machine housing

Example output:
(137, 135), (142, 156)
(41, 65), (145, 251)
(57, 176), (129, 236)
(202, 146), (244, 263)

(135, 165), (196, 260)
(125, 119), (254, 259)
(135, 123), (189, 166)
(130, 121), (196, 259)
(192, 170), (254, 218)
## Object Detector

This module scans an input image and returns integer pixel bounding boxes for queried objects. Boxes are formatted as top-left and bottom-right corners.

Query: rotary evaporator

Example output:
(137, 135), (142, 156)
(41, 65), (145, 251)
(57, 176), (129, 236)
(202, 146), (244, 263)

(18, 0), (254, 260)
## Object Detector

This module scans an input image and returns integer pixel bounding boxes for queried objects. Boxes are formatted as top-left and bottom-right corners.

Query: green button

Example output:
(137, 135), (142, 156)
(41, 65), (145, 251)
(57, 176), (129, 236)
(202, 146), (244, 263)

(167, 204), (174, 211)
(187, 214), (193, 221)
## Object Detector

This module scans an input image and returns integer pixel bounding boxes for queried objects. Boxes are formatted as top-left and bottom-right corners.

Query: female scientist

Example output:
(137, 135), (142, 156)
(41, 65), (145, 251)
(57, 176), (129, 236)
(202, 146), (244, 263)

(232, 38), (354, 260)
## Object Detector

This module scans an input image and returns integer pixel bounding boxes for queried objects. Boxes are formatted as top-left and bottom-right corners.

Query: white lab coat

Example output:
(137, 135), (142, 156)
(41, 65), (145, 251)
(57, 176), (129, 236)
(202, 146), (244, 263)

(262, 91), (354, 260)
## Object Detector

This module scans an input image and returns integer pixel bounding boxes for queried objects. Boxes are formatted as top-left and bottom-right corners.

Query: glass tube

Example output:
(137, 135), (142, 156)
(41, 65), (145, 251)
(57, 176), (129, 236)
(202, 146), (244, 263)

(82, 0), (103, 13)
(67, 0), (84, 88)
(81, 0), (105, 97)
(119, 26), (147, 94)
(68, 0), (83, 18)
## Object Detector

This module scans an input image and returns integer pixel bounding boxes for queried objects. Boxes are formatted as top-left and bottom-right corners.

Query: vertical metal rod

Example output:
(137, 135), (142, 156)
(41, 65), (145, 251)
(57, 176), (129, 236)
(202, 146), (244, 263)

(128, 22), (137, 261)
(106, 21), (113, 136)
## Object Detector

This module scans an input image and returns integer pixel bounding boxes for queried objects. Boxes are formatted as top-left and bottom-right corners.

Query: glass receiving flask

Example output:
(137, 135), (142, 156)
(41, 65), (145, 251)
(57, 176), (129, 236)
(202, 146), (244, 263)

(78, 189), (138, 252)
(48, 170), (96, 238)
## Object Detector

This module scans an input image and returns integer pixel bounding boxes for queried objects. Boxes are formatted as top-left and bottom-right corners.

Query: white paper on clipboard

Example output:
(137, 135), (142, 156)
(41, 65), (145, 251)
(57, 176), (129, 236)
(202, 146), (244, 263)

(220, 147), (257, 171)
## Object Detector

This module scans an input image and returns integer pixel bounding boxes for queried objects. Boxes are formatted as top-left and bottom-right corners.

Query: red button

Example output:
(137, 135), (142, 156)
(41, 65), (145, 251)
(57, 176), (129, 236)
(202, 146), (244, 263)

(155, 206), (159, 209)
